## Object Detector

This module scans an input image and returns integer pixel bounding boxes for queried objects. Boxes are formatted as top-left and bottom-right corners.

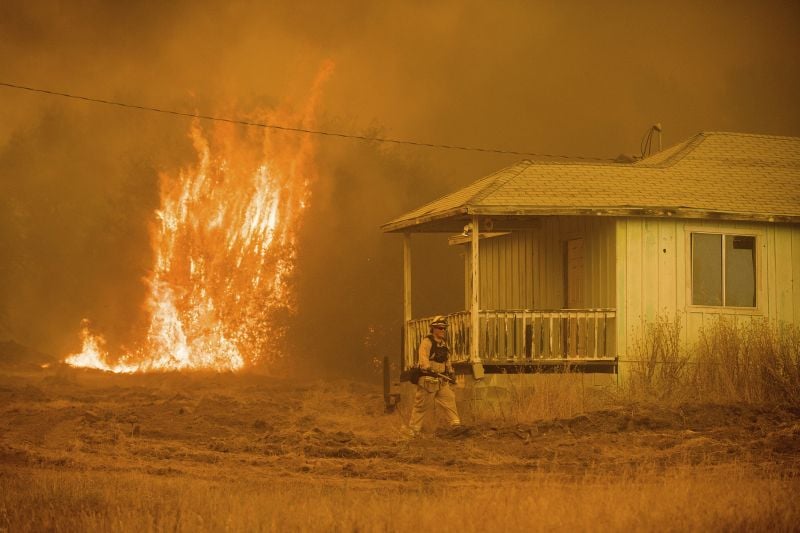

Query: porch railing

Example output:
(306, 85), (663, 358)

(405, 309), (616, 367)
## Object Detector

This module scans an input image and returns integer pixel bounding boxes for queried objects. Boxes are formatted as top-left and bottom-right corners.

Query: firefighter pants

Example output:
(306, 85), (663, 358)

(409, 377), (461, 432)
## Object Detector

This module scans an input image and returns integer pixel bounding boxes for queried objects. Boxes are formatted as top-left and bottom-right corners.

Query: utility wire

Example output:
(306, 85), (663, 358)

(0, 81), (616, 161)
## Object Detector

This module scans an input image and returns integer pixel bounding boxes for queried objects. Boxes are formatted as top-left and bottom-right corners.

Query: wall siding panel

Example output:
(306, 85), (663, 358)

(625, 220), (644, 348)
(767, 226), (778, 321)
(642, 218), (660, 321)
(793, 228), (800, 325)
(616, 219), (627, 356)
(658, 221), (678, 316)
(775, 226), (794, 324)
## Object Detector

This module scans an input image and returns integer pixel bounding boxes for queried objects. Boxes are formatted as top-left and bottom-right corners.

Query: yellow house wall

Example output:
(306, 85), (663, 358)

(464, 216), (616, 311)
(615, 218), (800, 361)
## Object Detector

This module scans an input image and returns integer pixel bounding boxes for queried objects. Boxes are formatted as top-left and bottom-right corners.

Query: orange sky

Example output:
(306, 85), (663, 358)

(1, 1), (799, 373)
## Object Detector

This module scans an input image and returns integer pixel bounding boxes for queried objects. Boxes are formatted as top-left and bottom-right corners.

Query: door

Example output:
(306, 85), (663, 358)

(563, 238), (584, 356)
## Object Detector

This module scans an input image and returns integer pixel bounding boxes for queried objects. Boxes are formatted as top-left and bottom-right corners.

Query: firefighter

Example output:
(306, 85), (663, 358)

(407, 316), (461, 436)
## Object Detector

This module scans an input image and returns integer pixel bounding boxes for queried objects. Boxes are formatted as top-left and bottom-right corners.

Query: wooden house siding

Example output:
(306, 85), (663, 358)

(464, 216), (616, 312)
(615, 218), (800, 358)
(767, 224), (800, 325)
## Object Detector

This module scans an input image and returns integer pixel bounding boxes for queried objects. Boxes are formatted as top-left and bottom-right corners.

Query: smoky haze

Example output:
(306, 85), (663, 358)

(1, 1), (799, 377)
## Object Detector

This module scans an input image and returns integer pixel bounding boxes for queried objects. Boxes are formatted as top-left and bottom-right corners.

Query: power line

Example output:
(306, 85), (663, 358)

(0, 81), (615, 161)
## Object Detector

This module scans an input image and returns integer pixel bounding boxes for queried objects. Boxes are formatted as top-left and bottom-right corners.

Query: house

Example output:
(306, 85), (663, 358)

(381, 132), (800, 386)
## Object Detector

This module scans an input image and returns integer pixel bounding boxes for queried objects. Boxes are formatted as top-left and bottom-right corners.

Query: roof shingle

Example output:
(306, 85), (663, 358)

(382, 132), (800, 232)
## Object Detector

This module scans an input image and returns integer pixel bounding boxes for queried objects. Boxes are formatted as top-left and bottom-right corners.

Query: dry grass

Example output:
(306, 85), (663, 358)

(1, 355), (798, 532)
(694, 318), (800, 404)
(626, 317), (800, 405)
(628, 315), (689, 401)
(2, 464), (797, 532)
(460, 371), (612, 425)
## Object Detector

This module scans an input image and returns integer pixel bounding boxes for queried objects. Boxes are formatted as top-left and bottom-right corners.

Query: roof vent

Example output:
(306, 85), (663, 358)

(640, 123), (663, 158)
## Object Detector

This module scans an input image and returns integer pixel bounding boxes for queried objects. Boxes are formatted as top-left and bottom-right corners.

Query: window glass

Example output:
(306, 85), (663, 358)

(692, 233), (722, 306)
(725, 235), (756, 307)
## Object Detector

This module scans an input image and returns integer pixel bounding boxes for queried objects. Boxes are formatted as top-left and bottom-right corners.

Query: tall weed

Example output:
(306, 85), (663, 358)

(694, 318), (800, 404)
(626, 316), (800, 405)
(628, 315), (689, 401)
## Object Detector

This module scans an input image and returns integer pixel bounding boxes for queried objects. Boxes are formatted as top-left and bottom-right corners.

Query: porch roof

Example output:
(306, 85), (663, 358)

(381, 132), (800, 233)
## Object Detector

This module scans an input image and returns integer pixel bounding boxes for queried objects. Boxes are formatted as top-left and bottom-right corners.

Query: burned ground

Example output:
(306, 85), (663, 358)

(1, 366), (798, 487)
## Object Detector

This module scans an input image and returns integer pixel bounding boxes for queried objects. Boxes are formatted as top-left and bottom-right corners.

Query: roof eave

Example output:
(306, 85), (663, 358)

(381, 205), (800, 233)
(380, 206), (471, 233)
(474, 205), (800, 223)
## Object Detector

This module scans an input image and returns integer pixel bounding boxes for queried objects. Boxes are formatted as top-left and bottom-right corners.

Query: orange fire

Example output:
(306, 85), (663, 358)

(65, 64), (333, 372)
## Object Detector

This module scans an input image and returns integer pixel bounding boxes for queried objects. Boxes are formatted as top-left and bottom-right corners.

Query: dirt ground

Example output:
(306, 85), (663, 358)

(2, 364), (799, 488)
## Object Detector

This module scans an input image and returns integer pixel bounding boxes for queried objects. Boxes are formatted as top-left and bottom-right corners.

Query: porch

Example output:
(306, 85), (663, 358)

(385, 207), (620, 379)
(405, 308), (617, 373)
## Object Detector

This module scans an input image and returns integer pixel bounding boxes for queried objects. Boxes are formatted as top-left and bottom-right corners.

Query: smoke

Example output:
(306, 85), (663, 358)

(1, 1), (799, 374)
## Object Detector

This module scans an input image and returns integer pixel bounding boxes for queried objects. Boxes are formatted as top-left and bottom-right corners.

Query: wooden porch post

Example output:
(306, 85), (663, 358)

(402, 233), (412, 367)
(470, 216), (481, 366)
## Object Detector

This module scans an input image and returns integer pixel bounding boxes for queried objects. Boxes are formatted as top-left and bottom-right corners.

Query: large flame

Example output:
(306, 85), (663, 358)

(65, 64), (333, 372)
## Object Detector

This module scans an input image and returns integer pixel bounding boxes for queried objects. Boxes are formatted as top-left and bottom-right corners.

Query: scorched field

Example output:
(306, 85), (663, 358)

(1, 363), (798, 532)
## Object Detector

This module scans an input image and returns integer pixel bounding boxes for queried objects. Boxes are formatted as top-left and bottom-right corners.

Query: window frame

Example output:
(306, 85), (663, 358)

(685, 227), (764, 313)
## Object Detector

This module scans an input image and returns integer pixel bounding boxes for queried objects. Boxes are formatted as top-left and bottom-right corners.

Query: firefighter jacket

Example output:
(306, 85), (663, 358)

(418, 334), (452, 374)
